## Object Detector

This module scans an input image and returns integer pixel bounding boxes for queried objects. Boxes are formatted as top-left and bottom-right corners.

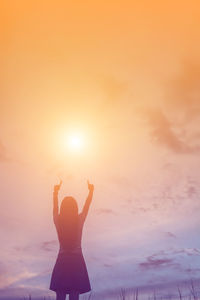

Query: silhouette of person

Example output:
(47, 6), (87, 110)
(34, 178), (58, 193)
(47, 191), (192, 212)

(49, 179), (94, 300)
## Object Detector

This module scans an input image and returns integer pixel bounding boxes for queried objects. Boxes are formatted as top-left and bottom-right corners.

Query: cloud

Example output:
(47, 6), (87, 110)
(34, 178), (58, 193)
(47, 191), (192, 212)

(146, 108), (200, 154)
(151, 248), (200, 258)
(185, 267), (200, 274)
(166, 61), (200, 115)
(178, 248), (200, 256)
(164, 232), (177, 239)
(139, 256), (177, 270)
(40, 240), (57, 252)
(95, 208), (116, 215)
(13, 240), (58, 254)
(155, 61), (200, 154)
(104, 263), (113, 268)
(13, 246), (28, 252)
(138, 207), (150, 213)
(0, 259), (37, 290)
(139, 247), (200, 272)
(186, 186), (197, 198)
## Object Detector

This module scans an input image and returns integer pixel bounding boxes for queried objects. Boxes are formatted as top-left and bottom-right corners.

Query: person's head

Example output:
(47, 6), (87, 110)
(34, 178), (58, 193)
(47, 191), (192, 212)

(58, 197), (78, 247)
(59, 196), (78, 219)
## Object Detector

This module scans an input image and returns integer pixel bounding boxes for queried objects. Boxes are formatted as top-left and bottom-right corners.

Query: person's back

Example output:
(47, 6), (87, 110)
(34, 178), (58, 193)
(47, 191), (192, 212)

(55, 212), (86, 254)
(49, 180), (94, 300)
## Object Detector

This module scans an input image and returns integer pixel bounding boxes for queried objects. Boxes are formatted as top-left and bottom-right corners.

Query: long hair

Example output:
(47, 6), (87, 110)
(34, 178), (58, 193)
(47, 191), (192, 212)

(58, 196), (78, 250)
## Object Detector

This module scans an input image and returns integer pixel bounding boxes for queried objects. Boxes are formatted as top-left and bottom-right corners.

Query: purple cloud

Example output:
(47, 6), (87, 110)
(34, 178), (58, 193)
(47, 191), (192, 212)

(139, 256), (176, 270)
(164, 232), (177, 239)
(185, 267), (200, 274)
(40, 240), (57, 252)
(151, 248), (200, 258)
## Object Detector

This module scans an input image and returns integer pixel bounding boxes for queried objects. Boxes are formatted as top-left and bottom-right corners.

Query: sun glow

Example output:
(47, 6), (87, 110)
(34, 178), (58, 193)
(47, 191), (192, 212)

(68, 133), (84, 150)
(62, 131), (86, 153)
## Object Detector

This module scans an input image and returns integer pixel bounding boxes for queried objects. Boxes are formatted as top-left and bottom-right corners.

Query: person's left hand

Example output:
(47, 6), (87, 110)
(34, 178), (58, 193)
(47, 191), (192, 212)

(54, 180), (62, 192)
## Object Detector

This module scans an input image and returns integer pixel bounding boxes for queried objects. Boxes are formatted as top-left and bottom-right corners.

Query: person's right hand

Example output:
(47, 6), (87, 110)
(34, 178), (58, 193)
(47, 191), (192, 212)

(87, 180), (94, 192)
(54, 180), (62, 192)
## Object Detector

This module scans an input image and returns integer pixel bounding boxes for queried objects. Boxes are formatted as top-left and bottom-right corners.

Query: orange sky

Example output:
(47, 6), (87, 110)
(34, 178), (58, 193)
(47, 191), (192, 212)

(1, 1), (200, 298)
(1, 0), (200, 166)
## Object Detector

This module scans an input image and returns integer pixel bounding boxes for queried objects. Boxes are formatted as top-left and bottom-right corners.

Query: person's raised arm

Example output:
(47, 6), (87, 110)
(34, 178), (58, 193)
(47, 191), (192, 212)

(81, 180), (94, 221)
(53, 180), (62, 224)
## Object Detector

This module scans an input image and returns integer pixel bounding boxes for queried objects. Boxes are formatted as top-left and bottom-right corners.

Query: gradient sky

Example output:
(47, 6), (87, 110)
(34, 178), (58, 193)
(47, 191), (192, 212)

(1, 1), (200, 298)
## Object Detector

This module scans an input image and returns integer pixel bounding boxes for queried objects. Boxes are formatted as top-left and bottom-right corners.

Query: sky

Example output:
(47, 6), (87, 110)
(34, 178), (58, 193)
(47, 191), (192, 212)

(1, 0), (200, 298)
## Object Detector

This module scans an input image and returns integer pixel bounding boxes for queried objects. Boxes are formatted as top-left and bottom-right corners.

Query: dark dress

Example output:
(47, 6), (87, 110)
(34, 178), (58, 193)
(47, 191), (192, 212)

(49, 211), (91, 294)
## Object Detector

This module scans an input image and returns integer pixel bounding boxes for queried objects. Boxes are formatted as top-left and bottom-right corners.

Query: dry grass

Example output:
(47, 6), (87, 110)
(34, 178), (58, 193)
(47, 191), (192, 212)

(9, 282), (200, 300)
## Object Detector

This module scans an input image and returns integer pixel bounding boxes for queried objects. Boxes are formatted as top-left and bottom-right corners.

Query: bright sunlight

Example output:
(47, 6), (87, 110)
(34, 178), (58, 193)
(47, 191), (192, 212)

(64, 132), (85, 152)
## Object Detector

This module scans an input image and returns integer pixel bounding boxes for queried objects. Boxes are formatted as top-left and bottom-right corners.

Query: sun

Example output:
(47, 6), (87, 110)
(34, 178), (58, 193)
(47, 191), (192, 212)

(64, 132), (85, 152)
(68, 134), (83, 149)
(57, 128), (89, 157)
